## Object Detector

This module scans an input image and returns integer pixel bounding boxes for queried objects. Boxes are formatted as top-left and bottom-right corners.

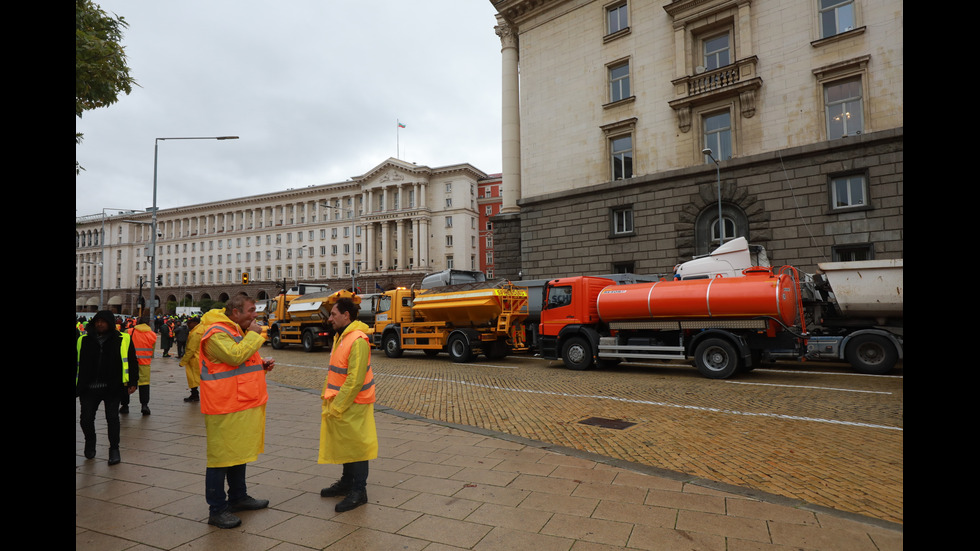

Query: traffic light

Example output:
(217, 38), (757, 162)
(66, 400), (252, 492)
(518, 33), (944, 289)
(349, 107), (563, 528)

(156, 275), (163, 285)
(242, 272), (249, 284)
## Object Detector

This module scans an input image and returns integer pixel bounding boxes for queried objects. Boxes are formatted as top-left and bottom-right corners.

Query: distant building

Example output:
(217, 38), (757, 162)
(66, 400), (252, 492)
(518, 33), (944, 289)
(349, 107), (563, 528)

(489, 0), (903, 278)
(76, 158), (486, 314)
(477, 174), (503, 278)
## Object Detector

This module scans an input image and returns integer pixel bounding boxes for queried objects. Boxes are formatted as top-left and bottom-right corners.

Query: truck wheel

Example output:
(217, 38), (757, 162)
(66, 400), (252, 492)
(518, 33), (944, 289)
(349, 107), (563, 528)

(845, 334), (897, 375)
(694, 338), (738, 379)
(561, 337), (593, 371)
(383, 332), (403, 358)
(448, 334), (472, 363)
(271, 331), (285, 350)
(302, 329), (317, 353)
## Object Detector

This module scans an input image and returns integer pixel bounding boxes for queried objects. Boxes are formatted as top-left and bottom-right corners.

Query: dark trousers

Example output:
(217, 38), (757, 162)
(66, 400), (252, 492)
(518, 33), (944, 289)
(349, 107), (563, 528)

(121, 385), (149, 407)
(342, 461), (369, 491)
(78, 386), (123, 448)
(206, 464), (247, 514)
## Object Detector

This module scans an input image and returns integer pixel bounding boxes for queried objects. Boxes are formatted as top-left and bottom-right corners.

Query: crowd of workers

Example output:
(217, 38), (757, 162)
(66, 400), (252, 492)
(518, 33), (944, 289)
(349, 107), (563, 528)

(75, 298), (377, 528)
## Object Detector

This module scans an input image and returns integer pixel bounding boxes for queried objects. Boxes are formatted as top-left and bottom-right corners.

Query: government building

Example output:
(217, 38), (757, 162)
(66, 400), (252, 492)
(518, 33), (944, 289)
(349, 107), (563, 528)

(487, 0), (903, 280)
(75, 158), (495, 314)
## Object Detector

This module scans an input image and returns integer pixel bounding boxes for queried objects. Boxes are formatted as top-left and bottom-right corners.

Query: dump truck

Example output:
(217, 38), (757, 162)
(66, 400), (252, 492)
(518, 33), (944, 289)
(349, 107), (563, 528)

(267, 284), (358, 352)
(538, 240), (903, 378)
(372, 277), (529, 362)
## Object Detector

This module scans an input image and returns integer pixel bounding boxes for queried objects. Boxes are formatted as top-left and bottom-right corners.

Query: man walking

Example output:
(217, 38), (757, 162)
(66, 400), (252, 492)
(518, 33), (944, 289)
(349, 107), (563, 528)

(121, 316), (157, 415)
(199, 296), (275, 528)
(318, 296), (377, 513)
(76, 310), (139, 465)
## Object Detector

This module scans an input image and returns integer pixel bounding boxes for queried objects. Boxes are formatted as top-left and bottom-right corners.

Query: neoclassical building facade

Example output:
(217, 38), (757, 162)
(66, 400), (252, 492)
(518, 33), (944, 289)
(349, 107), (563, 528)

(488, 0), (903, 279)
(76, 158), (488, 314)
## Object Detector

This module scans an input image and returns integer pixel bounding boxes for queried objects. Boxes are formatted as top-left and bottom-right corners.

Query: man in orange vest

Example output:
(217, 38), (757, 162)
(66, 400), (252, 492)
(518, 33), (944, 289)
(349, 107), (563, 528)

(318, 296), (377, 513)
(199, 296), (275, 529)
(121, 316), (158, 415)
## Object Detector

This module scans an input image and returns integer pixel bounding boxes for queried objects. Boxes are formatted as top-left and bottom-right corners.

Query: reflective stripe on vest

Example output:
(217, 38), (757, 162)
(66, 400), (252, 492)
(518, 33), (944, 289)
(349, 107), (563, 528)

(199, 322), (266, 414)
(75, 332), (132, 386)
(129, 329), (156, 365)
(323, 329), (375, 403)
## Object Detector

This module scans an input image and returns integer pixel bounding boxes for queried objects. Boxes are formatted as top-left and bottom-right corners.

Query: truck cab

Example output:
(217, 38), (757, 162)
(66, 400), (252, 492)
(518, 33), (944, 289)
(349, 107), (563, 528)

(538, 276), (613, 369)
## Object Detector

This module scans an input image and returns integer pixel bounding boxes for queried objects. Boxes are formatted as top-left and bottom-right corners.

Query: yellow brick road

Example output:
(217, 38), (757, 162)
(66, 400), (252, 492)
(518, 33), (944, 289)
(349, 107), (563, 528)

(264, 347), (903, 525)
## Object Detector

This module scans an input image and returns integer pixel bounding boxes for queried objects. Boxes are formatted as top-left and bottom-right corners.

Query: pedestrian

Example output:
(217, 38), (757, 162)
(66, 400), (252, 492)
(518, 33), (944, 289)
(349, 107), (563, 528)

(76, 310), (139, 465)
(199, 296), (276, 528)
(179, 317), (203, 403)
(161, 318), (175, 357)
(175, 319), (190, 359)
(318, 296), (377, 513)
(121, 316), (157, 415)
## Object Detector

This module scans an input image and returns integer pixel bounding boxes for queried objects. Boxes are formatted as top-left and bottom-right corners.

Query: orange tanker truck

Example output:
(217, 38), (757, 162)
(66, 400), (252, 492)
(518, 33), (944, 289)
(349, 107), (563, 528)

(537, 245), (902, 379)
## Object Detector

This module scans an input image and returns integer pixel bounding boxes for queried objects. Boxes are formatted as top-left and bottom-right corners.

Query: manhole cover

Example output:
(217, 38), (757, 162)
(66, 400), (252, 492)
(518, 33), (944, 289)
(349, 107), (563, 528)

(578, 417), (635, 430)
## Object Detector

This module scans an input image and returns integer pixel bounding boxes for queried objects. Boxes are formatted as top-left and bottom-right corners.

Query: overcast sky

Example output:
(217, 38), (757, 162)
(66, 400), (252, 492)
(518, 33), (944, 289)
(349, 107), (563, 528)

(76, 0), (503, 218)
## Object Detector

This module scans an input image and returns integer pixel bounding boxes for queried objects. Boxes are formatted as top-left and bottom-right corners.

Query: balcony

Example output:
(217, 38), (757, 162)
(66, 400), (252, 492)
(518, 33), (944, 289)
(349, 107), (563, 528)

(668, 56), (762, 132)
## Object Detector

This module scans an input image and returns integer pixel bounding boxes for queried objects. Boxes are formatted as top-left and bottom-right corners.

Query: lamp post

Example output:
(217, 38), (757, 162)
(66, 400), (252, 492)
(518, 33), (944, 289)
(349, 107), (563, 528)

(150, 136), (238, 317)
(321, 202), (357, 292)
(701, 148), (725, 246)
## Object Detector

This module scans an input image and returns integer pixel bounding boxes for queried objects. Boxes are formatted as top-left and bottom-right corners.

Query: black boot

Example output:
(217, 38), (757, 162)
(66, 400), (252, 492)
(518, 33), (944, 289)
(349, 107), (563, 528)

(184, 388), (200, 402)
(140, 386), (150, 415)
(84, 440), (96, 459)
(108, 447), (121, 465)
(320, 478), (352, 497)
(335, 489), (367, 512)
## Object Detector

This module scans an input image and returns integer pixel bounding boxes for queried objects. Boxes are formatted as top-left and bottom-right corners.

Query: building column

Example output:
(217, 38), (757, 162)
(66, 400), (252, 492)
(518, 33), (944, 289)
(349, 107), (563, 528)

(396, 219), (407, 270)
(496, 15), (521, 215)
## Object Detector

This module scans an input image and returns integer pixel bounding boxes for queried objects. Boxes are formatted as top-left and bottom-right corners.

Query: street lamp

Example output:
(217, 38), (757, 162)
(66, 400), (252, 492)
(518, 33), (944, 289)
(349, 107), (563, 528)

(150, 136), (239, 317)
(701, 148), (725, 246)
(321, 202), (357, 293)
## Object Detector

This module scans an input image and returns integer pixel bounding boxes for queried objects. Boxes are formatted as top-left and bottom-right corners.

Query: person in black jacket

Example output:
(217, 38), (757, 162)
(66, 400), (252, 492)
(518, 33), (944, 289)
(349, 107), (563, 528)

(76, 310), (139, 465)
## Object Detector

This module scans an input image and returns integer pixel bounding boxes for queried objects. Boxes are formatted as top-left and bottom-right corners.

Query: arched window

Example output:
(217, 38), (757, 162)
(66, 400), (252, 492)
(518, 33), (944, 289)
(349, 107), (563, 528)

(695, 203), (748, 255)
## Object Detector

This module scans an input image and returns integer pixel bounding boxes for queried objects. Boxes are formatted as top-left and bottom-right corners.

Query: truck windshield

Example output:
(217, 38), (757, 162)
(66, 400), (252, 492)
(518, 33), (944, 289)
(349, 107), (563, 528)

(377, 295), (391, 314)
(544, 285), (572, 309)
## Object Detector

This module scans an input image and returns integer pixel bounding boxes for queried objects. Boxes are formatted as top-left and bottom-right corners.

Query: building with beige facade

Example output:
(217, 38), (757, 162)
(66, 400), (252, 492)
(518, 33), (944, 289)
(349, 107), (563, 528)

(489, 0), (903, 279)
(76, 158), (487, 315)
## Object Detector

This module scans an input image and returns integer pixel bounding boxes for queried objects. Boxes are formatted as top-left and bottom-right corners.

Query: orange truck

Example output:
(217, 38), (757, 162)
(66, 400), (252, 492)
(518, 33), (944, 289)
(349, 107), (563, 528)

(537, 243), (903, 378)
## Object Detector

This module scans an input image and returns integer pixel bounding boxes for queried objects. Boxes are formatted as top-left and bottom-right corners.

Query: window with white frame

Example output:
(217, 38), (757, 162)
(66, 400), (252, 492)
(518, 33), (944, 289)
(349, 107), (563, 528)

(611, 206), (634, 236)
(702, 32), (731, 70)
(703, 110), (732, 161)
(610, 135), (633, 180)
(608, 60), (631, 103)
(830, 173), (868, 210)
(825, 77), (863, 138)
(606, 1), (628, 35)
(819, 0), (855, 38)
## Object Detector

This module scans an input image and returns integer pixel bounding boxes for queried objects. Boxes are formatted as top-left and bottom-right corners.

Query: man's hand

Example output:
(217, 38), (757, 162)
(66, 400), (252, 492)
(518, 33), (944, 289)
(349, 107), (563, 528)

(262, 358), (276, 372)
(127, 386), (138, 395)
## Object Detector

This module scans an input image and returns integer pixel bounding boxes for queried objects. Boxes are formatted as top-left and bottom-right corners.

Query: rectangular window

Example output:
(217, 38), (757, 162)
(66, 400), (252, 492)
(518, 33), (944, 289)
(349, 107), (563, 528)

(612, 207), (634, 236)
(610, 135), (633, 180)
(830, 174), (868, 209)
(825, 77), (863, 138)
(704, 111), (732, 161)
(832, 243), (873, 262)
(606, 2), (628, 35)
(445, 216), (453, 228)
(702, 32), (730, 70)
(819, 0), (855, 38)
(608, 61), (631, 102)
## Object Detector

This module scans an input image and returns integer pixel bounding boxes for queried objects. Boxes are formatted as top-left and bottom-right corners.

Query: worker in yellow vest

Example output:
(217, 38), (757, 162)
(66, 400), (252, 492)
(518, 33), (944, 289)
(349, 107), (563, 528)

(199, 296), (275, 529)
(76, 310), (139, 465)
(121, 316), (157, 415)
(178, 317), (203, 402)
(318, 296), (377, 513)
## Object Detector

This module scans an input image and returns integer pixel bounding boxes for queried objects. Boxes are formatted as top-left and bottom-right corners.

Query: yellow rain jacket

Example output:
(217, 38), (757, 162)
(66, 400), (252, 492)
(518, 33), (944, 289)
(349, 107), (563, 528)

(199, 308), (268, 468)
(318, 320), (378, 464)
(179, 322), (205, 389)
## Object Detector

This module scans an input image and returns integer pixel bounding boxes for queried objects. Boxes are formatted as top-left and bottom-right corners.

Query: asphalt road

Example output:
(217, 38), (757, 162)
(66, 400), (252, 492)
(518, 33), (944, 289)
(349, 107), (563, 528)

(261, 344), (904, 525)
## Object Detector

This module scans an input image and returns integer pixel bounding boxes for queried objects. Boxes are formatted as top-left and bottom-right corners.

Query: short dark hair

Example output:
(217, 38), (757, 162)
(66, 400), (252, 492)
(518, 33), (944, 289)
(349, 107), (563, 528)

(225, 294), (255, 316)
(334, 297), (359, 319)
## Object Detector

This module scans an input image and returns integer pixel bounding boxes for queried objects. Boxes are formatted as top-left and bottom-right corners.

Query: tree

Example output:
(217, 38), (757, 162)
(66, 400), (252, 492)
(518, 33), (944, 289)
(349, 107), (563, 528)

(76, 0), (137, 172)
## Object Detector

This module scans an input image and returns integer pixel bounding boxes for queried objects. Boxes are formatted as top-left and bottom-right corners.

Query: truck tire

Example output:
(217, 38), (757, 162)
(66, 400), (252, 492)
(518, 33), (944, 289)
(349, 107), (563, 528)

(694, 338), (738, 379)
(270, 330), (285, 350)
(383, 332), (403, 358)
(448, 334), (472, 363)
(845, 334), (898, 375)
(561, 336), (593, 371)
(302, 329), (317, 353)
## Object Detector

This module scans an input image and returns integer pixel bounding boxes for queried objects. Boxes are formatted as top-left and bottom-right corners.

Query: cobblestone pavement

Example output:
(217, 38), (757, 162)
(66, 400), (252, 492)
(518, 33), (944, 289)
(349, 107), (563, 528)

(264, 347), (903, 525)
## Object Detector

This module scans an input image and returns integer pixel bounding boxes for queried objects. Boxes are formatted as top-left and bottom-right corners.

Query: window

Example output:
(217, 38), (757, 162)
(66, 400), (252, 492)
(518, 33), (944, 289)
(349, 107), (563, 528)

(819, 0), (855, 38)
(446, 235), (453, 247)
(606, 2), (628, 35)
(608, 61), (631, 103)
(703, 111), (732, 161)
(445, 216), (453, 228)
(830, 174), (868, 210)
(712, 216), (737, 245)
(702, 32), (730, 71)
(610, 135), (633, 180)
(825, 77), (863, 138)
(832, 243), (873, 262)
(612, 207), (634, 236)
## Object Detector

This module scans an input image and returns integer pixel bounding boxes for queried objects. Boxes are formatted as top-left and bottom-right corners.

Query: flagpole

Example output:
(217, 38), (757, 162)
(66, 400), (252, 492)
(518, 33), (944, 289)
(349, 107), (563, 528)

(396, 119), (406, 159)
